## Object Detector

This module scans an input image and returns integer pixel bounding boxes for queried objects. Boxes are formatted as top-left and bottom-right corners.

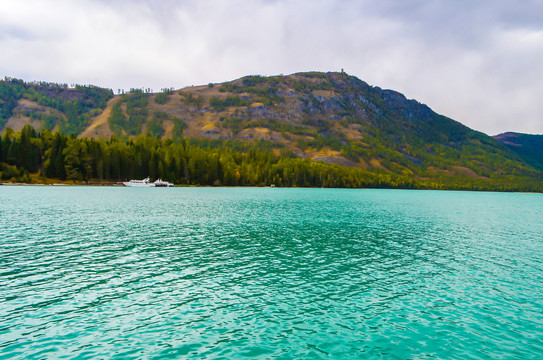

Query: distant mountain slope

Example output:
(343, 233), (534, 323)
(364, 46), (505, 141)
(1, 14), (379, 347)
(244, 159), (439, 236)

(0, 78), (113, 134)
(494, 132), (543, 170)
(1, 72), (542, 188)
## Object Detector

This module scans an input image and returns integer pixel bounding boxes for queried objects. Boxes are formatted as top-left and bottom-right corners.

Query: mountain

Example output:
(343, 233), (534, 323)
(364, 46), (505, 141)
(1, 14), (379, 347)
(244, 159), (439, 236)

(494, 132), (543, 170)
(0, 78), (113, 134)
(1, 72), (542, 190)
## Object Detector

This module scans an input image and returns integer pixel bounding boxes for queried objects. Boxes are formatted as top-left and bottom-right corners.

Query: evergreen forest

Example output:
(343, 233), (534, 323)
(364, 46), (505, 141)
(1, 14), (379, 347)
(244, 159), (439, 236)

(1, 125), (542, 192)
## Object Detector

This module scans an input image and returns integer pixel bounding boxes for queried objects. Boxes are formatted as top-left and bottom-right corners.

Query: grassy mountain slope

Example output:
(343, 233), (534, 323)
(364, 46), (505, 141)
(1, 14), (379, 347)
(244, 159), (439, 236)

(1, 72), (542, 189)
(0, 78), (113, 134)
(494, 132), (543, 170)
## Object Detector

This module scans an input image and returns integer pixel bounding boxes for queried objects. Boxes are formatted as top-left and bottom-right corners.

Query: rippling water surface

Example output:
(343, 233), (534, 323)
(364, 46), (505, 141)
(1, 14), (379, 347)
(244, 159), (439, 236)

(1, 187), (542, 359)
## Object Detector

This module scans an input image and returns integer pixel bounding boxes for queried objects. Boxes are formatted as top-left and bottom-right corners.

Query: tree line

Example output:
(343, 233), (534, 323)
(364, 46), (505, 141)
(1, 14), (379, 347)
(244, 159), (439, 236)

(1, 125), (541, 192)
(0, 126), (413, 188)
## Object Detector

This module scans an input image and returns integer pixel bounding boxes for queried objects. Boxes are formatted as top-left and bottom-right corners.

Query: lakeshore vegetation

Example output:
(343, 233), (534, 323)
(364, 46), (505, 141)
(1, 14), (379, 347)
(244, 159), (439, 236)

(1, 125), (542, 192)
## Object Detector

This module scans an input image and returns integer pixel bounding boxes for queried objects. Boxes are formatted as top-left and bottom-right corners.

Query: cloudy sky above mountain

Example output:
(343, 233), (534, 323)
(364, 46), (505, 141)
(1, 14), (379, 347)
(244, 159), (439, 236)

(1, 0), (542, 135)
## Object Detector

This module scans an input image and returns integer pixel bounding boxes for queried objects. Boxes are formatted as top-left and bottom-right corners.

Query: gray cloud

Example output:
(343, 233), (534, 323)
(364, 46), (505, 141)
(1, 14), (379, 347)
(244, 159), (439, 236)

(0, 0), (542, 135)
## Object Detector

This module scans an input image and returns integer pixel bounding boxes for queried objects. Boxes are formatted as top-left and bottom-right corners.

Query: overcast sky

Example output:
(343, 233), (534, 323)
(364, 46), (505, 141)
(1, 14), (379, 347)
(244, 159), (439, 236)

(1, 0), (542, 135)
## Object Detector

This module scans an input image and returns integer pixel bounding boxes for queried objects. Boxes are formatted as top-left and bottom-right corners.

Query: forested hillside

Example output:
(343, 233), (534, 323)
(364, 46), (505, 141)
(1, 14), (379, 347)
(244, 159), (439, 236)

(1, 72), (542, 191)
(1, 126), (542, 191)
(0, 78), (113, 134)
(494, 132), (543, 171)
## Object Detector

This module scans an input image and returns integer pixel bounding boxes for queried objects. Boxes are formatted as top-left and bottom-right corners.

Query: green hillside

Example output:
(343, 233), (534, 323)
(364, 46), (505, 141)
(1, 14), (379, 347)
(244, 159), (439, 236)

(0, 77), (113, 134)
(1, 72), (542, 191)
(494, 132), (543, 171)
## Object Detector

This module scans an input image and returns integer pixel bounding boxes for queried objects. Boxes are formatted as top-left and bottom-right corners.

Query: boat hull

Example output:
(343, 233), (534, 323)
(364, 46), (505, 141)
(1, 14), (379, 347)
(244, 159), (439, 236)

(123, 177), (155, 187)
(122, 177), (173, 187)
(123, 182), (155, 187)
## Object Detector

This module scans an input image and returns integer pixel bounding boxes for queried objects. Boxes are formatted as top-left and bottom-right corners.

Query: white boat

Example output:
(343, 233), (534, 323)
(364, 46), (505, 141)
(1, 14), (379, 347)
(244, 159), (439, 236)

(154, 179), (174, 187)
(123, 177), (155, 187)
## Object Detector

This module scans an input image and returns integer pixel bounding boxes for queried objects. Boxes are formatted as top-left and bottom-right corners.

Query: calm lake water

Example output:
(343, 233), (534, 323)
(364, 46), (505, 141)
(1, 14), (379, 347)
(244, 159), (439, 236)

(1, 187), (542, 359)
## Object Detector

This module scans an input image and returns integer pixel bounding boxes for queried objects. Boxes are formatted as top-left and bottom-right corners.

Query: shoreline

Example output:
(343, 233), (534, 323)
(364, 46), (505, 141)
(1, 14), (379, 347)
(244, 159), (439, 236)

(1, 181), (542, 194)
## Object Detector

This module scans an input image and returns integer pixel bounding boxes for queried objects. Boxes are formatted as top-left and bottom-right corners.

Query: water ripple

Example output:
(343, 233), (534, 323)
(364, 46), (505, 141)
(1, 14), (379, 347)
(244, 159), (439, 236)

(0, 187), (542, 359)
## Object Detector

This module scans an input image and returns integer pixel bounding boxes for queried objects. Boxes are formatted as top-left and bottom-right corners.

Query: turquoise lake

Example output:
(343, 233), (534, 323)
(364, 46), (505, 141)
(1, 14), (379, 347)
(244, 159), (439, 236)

(1, 187), (542, 359)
